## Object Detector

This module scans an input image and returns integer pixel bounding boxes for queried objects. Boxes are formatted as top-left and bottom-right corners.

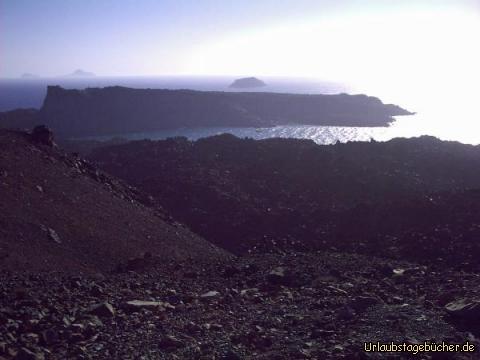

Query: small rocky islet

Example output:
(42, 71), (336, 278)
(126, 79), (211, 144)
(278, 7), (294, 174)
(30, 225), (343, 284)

(228, 77), (267, 89)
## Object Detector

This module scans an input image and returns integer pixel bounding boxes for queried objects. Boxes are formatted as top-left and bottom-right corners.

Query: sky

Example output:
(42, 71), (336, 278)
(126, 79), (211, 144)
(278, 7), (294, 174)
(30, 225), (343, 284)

(1, 0), (479, 80)
(1, 0), (480, 143)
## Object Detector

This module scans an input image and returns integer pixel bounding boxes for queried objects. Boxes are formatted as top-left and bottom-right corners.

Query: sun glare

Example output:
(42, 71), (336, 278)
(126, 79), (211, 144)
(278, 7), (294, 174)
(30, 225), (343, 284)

(185, 8), (480, 143)
(186, 9), (480, 90)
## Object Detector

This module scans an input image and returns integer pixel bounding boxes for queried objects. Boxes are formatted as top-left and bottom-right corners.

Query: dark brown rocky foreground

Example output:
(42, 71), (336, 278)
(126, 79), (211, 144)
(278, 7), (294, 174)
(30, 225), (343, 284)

(2, 251), (480, 360)
(2, 129), (480, 359)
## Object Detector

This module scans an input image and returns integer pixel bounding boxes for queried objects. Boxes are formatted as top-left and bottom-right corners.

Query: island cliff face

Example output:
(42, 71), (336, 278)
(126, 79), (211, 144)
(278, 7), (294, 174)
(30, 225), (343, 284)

(37, 86), (412, 137)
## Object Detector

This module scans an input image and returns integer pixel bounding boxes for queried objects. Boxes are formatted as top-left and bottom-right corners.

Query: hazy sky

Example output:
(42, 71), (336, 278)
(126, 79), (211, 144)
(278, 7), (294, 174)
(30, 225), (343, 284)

(1, 0), (479, 82)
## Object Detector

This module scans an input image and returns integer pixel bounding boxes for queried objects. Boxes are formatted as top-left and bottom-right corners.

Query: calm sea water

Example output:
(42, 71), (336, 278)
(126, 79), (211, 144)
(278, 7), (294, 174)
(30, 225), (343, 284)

(0, 76), (478, 145)
(87, 124), (411, 145)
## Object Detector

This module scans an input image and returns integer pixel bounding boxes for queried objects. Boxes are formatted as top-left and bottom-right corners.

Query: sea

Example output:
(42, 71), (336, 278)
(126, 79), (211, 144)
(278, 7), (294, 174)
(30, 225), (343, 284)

(0, 76), (478, 145)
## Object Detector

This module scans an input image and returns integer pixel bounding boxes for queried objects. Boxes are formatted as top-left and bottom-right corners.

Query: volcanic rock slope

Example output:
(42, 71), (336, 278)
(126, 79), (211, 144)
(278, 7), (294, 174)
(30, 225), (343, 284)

(0, 129), (227, 272)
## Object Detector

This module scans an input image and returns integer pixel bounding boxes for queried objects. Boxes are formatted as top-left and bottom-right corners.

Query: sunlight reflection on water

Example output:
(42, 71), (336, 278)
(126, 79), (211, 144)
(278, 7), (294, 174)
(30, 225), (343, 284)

(87, 109), (478, 146)
(81, 76), (480, 145)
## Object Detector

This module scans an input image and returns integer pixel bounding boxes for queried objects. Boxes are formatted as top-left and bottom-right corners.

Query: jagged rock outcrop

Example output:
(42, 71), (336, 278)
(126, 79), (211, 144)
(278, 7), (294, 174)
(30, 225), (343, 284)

(36, 86), (412, 137)
(30, 125), (55, 146)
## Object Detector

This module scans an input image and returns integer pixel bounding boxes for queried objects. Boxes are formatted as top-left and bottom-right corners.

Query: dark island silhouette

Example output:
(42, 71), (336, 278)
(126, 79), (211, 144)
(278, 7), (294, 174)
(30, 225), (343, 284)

(229, 76), (267, 88)
(21, 73), (39, 79)
(67, 69), (96, 77)
(24, 86), (413, 137)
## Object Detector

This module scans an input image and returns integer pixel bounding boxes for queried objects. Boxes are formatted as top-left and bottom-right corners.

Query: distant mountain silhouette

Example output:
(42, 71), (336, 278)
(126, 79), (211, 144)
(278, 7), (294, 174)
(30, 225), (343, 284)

(68, 69), (95, 77)
(229, 77), (266, 88)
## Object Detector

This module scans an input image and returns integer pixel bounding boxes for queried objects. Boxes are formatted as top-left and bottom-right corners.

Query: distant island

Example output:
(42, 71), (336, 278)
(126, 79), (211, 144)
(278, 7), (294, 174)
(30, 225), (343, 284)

(68, 69), (95, 77)
(0, 86), (413, 138)
(30, 86), (412, 138)
(229, 77), (266, 89)
(21, 73), (39, 78)
(18, 70), (96, 78)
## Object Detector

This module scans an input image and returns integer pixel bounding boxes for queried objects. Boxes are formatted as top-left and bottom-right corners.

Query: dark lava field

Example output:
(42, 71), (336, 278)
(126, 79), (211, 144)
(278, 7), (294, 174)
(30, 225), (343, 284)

(2, 129), (480, 359)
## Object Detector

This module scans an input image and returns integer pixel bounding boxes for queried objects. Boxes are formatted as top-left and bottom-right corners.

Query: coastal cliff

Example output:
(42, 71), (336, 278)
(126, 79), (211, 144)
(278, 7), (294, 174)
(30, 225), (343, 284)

(37, 86), (412, 137)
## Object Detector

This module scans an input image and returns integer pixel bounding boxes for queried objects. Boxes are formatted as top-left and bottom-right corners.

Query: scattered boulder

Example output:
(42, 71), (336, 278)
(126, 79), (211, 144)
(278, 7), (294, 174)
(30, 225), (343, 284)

(40, 328), (59, 345)
(39, 225), (61, 244)
(158, 335), (184, 350)
(222, 266), (241, 278)
(445, 298), (480, 326)
(14, 348), (44, 360)
(47, 228), (61, 244)
(118, 252), (155, 272)
(437, 290), (460, 307)
(336, 306), (355, 321)
(376, 264), (395, 277)
(349, 296), (383, 313)
(266, 267), (292, 286)
(123, 300), (175, 313)
(221, 349), (242, 360)
(87, 302), (115, 318)
(200, 291), (220, 298)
